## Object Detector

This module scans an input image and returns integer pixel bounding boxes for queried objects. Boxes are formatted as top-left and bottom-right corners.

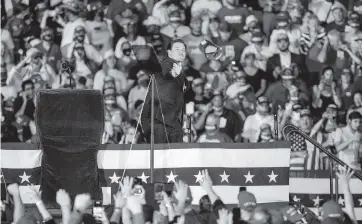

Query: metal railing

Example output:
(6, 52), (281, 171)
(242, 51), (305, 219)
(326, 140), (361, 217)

(282, 124), (362, 181)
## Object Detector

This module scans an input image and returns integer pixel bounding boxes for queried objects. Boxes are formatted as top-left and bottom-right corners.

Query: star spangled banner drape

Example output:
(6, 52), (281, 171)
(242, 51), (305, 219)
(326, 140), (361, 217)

(1, 142), (362, 222)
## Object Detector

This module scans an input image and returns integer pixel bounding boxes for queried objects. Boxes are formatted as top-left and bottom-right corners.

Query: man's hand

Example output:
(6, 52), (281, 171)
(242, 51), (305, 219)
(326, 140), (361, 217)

(125, 195), (143, 214)
(74, 193), (92, 212)
(7, 183), (20, 196)
(27, 184), (42, 203)
(113, 191), (126, 208)
(119, 176), (134, 198)
(56, 189), (71, 208)
(173, 180), (189, 203)
(171, 63), (182, 77)
(217, 209), (232, 224)
(199, 169), (213, 192)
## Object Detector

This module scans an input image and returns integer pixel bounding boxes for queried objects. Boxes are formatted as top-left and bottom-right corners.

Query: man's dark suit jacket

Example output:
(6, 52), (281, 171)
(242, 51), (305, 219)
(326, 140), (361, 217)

(266, 53), (309, 83)
(141, 56), (190, 134)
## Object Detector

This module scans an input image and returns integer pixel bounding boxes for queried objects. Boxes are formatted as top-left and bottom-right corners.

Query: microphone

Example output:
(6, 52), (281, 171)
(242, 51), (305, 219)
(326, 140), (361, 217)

(274, 114), (278, 140)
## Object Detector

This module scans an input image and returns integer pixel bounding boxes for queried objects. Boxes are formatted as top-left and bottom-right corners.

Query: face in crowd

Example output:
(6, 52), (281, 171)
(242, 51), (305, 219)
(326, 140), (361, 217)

(168, 41), (186, 62)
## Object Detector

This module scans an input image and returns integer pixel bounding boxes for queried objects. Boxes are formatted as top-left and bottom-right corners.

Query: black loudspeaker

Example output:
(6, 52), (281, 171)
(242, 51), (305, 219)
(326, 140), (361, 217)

(35, 89), (104, 203)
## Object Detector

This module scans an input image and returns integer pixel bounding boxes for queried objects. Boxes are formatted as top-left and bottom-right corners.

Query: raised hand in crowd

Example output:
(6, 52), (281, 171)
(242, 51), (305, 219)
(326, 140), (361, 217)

(69, 193), (93, 224)
(337, 166), (357, 224)
(173, 180), (189, 215)
(217, 208), (232, 224)
(119, 176), (134, 197)
(110, 191), (126, 224)
(199, 169), (220, 204)
(7, 183), (25, 223)
(28, 184), (54, 223)
(56, 189), (71, 224)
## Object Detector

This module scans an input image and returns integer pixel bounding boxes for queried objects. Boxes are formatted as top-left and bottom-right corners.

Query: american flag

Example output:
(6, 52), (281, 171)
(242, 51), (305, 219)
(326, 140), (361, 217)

(1, 142), (362, 223)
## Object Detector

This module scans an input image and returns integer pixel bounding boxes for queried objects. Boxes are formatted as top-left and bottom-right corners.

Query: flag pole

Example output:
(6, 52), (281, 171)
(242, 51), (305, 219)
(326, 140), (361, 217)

(150, 74), (155, 184)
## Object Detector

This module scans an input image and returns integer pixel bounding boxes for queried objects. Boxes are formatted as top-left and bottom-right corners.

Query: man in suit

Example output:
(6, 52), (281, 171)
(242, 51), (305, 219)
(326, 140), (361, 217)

(141, 39), (190, 143)
(266, 31), (309, 84)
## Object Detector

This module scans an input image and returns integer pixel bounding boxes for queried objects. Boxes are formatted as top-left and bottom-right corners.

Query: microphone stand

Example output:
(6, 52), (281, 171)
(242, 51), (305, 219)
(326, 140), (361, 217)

(150, 74), (155, 184)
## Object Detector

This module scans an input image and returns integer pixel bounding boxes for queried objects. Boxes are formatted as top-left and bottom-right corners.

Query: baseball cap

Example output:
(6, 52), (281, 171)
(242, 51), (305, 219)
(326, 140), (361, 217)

(169, 10), (181, 22)
(280, 205), (305, 223)
(257, 96), (269, 104)
(238, 191), (257, 211)
(60, 1), (84, 13)
(341, 68), (351, 75)
(299, 109), (311, 117)
(137, 71), (149, 80)
(321, 217), (343, 224)
(104, 49), (115, 60)
(321, 200), (344, 220)
(276, 12), (290, 27)
(348, 12), (360, 27)
(281, 68), (295, 80)
(260, 123), (271, 132)
(251, 31), (264, 42)
(192, 78), (204, 86)
(348, 111), (362, 120)
(219, 22), (232, 32)
(327, 104), (338, 110)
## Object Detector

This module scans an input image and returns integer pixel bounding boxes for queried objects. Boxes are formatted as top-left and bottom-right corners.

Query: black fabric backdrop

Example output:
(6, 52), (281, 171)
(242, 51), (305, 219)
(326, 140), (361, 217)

(35, 89), (104, 203)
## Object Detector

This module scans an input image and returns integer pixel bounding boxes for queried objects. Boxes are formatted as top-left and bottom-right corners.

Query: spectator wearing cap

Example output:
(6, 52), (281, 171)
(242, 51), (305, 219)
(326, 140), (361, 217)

(85, 1), (113, 56)
(325, 4), (346, 33)
(190, 0), (222, 24)
(319, 200), (345, 223)
(325, 30), (361, 73)
(265, 66), (309, 114)
(106, 0), (147, 23)
(63, 25), (103, 65)
(4, 3), (28, 53)
(195, 91), (242, 141)
(216, 0), (251, 35)
(199, 51), (229, 92)
(242, 96), (274, 142)
(266, 30), (308, 83)
(197, 113), (233, 143)
(269, 12), (302, 55)
(93, 49), (128, 95)
(214, 21), (248, 62)
(257, 123), (274, 142)
(7, 48), (55, 92)
(348, 91), (362, 118)
(60, 1), (89, 48)
(235, 191), (257, 222)
(160, 9), (191, 39)
(241, 31), (272, 71)
(332, 111), (362, 170)
(182, 17), (210, 70)
(128, 70), (150, 118)
(308, 0), (346, 24)
(143, 16), (172, 55)
(240, 15), (261, 44)
(344, 12), (361, 45)
(35, 27), (62, 74)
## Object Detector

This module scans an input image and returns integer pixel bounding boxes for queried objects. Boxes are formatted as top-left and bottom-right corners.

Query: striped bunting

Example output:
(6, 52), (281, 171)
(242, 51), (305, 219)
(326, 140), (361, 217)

(1, 142), (290, 206)
(2, 143), (362, 222)
(289, 171), (362, 221)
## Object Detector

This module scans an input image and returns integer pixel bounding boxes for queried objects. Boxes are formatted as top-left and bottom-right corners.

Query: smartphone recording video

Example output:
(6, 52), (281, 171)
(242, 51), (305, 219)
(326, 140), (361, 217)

(93, 200), (104, 220)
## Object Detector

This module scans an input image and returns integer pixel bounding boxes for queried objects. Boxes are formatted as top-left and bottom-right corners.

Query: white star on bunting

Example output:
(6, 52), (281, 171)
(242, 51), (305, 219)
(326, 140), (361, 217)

(109, 172), (121, 184)
(220, 171), (230, 183)
(19, 172), (31, 184)
(312, 196), (322, 206)
(338, 196), (345, 206)
(358, 198), (362, 206)
(194, 171), (204, 183)
(244, 171), (255, 183)
(138, 172), (149, 183)
(293, 195), (301, 202)
(267, 171), (278, 183)
(166, 171), (178, 183)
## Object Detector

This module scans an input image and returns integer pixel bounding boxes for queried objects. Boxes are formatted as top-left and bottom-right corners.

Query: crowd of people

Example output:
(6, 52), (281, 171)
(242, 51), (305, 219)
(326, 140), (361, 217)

(1, 168), (359, 224)
(1, 0), (362, 185)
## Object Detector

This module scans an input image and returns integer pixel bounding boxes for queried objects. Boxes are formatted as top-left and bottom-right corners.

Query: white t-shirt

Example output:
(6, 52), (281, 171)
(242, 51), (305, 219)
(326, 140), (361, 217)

(242, 113), (274, 142)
